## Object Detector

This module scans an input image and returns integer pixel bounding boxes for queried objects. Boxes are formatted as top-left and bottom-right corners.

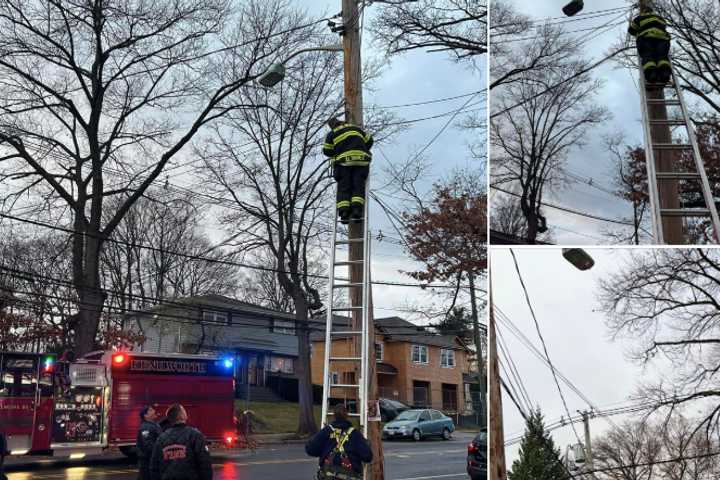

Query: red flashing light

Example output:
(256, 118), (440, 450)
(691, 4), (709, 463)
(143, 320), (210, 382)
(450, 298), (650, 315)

(112, 353), (129, 366)
(468, 442), (478, 454)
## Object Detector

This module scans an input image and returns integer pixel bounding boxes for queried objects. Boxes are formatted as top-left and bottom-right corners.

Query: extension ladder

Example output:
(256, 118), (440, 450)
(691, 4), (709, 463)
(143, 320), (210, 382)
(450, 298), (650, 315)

(639, 59), (720, 244)
(321, 176), (371, 436)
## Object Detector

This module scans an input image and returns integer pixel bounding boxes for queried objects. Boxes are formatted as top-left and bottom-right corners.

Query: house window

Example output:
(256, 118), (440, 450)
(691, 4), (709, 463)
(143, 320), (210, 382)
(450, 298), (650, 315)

(441, 349), (456, 368)
(270, 357), (295, 374)
(411, 345), (429, 364)
(202, 310), (229, 325)
(375, 343), (384, 362)
(273, 319), (296, 335)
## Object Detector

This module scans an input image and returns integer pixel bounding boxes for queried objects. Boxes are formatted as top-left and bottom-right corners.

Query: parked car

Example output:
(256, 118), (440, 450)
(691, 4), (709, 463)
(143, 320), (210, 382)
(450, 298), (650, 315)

(382, 408), (455, 441)
(467, 430), (487, 480)
(379, 398), (410, 422)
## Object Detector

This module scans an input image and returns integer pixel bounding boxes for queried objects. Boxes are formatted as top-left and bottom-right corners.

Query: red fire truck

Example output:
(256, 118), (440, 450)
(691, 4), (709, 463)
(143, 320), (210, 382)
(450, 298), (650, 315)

(0, 351), (236, 458)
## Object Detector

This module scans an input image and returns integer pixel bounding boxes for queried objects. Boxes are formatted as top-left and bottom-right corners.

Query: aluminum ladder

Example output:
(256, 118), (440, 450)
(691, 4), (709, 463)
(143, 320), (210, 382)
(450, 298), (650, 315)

(639, 59), (720, 244)
(321, 175), (371, 437)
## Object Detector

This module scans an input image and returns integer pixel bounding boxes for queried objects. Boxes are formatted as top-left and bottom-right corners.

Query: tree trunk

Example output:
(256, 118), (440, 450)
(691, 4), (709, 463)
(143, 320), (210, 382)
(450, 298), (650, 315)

(295, 299), (318, 435)
(72, 216), (107, 357)
(468, 273), (487, 425)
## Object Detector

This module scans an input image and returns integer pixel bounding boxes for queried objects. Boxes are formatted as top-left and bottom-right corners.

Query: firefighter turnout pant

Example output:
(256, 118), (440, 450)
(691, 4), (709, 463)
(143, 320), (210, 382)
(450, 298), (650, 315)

(637, 36), (671, 84)
(334, 164), (368, 221)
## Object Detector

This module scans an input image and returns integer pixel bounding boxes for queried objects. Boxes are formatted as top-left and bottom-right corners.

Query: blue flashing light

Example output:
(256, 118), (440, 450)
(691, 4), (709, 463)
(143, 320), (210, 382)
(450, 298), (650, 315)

(222, 358), (234, 369)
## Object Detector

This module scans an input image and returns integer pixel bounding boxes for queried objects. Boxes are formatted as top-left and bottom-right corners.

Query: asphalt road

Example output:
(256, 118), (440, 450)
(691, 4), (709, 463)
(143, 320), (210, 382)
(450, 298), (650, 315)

(5, 432), (475, 480)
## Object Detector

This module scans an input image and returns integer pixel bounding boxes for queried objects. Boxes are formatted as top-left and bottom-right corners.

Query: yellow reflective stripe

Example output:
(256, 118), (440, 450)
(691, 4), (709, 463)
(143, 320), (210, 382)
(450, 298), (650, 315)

(643, 61), (657, 70)
(337, 201), (351, 208)
(333, 130), (367, 145)
(333, 123), (353, 133)
(341, 160), (369, 166)
(351, 197), (365, 204)
(639, 16), (665, 27)
(336, 150), (370, 159)
(638, 28), (669, 39)
(363, 133), (372, 143)
(657, 60), (671, 67)
(323, 143), (333, 149)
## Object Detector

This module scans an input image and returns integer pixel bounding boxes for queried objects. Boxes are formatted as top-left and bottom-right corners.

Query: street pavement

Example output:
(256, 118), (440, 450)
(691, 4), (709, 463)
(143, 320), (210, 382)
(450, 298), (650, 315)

(5, 432), (475, 480)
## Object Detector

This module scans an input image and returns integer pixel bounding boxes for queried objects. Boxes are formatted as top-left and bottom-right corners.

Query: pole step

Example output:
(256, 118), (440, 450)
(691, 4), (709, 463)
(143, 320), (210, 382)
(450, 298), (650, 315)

(330, 330), (363, 335)
(660, 208), (711, 217)
(649, 119), (687, 126)
(656, 172), (700, 180)
(646, 99), (681, 106)
(652, 143), (692, 150)
(335, 238), (365, 245)
(334, 260), (365, 266)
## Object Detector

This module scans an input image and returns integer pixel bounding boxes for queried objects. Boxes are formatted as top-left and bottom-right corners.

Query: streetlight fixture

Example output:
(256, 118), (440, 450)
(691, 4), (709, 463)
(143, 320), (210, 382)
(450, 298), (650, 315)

(562, 0), (584, 16)
(562, 248), (595, 271)
(257, 44), (344, 87)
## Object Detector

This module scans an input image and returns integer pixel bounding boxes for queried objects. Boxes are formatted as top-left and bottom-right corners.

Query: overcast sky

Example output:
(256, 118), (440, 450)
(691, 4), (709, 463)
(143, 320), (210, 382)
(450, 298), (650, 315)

(218, 1), (485, 321)
(491, 1), (654, 245)
(491, 247), (673, 467)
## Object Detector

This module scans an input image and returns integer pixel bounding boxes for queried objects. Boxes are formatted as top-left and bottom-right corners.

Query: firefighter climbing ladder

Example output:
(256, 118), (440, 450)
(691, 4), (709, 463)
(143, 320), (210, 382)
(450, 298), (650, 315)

(639, 59), (720, 243)
(321, 177), (371, 436)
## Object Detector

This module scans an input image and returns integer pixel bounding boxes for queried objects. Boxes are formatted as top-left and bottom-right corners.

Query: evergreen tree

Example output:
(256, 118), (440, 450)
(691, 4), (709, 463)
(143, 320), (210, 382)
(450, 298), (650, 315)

(432, 306), (474, 344)
(508, 408), (567, 480)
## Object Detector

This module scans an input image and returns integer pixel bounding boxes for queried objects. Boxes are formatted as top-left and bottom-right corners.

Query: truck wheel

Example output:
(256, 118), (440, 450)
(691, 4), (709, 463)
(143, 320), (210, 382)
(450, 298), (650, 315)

(119, 445), (138, 458)
(442, 427), (451, 440)
(412, 429), (422, 442)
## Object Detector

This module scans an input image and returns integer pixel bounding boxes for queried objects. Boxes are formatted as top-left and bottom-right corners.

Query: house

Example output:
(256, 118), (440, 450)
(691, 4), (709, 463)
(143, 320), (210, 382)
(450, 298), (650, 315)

(125, 294), (304, 394)
(310, 316), (474, 414)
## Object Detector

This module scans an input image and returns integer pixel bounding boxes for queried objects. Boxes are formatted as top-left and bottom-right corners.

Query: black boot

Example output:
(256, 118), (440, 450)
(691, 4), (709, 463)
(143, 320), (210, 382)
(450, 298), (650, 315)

(350, 204), (364, 221)
(339, 208), (350, 225)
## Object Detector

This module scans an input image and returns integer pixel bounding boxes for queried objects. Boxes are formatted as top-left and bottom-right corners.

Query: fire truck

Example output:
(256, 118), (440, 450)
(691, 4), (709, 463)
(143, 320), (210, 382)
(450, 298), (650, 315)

(0, 350), (237, 458)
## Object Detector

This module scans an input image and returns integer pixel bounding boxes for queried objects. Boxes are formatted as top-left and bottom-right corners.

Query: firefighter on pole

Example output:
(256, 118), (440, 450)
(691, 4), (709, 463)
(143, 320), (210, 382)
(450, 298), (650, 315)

(629, 5), (672, 85)
(323, 117), (373, 225)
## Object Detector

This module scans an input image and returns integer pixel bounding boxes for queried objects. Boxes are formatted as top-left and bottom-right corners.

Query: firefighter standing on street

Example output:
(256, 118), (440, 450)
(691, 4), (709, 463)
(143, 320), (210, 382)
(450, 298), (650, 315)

(306, 404), (373, 480)
(136, 405), (162, 480)
(150, 404), (213, 480)
(629, 6), (672, 85)
(323, 117), (373, 224)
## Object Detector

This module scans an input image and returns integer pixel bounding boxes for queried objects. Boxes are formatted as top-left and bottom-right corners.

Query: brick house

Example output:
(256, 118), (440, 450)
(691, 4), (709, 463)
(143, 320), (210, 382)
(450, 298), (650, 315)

(311, 316), (473, 413)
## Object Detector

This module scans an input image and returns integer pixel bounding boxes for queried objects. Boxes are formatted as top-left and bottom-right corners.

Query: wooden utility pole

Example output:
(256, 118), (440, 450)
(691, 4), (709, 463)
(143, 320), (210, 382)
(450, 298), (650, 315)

(488, 268), (507, 480)
(341, 1), (384, 478)
(639, 0), (682, 243)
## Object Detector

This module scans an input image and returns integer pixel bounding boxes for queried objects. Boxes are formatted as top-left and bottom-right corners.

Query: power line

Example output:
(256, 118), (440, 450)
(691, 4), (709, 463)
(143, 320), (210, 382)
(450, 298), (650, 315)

(491, 185), (635, 226)
(0, 211), (474, 291)
(509, 249), (584, 446)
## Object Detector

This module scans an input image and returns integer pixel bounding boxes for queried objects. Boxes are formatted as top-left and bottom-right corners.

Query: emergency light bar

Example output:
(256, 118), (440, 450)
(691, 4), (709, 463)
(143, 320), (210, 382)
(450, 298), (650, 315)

(43, 355), (56, 373)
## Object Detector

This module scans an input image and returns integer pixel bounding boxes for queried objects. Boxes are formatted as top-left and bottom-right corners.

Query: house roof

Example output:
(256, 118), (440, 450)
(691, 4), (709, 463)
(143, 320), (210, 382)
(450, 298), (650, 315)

(141, 294), (299, 321)
(310, 315), (467, 350)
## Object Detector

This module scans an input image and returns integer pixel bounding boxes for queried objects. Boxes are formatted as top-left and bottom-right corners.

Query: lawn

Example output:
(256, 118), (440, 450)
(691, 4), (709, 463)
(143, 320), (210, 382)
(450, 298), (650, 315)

(236, 400), (323, 435)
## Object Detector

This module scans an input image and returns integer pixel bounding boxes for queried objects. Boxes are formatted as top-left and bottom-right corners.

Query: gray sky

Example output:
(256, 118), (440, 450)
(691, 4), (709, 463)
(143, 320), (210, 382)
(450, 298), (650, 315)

(491, 247), (671, 467)
(492, 1), (653, 244)
(208, 1), (485, 321)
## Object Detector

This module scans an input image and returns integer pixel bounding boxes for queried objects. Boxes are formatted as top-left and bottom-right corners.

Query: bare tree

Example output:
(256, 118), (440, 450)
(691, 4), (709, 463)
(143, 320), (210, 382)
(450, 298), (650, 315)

(655, 1), (720, 115)
(0, 0), (319, 355)
(101, 194), (242, 318)
(598, 249), (720, 440)
(593, 420), (664, 480)
(371, 0), (486, 59)
(197, 35), (345, 434)
(491, 25), (608, 244)
(490, 1), (577, 90)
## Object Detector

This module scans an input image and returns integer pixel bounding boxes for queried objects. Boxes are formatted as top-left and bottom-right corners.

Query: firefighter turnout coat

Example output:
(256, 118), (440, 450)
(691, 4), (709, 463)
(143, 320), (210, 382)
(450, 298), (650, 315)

(150, 423), (213, 480)
(628, 11), (670, 41)
(322, 124), (373, 167)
